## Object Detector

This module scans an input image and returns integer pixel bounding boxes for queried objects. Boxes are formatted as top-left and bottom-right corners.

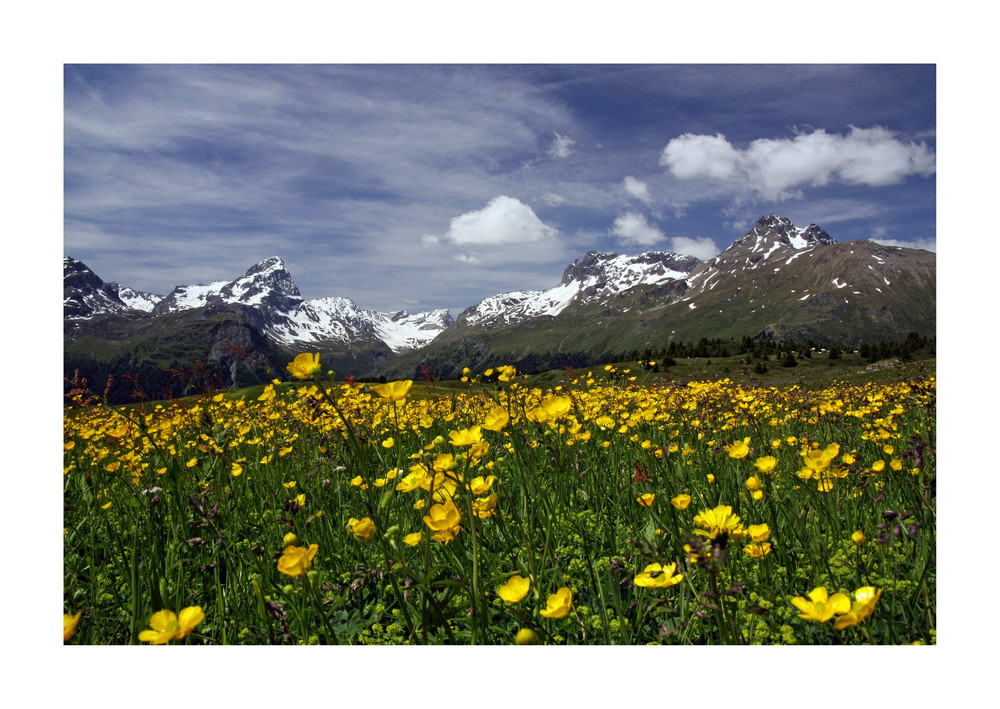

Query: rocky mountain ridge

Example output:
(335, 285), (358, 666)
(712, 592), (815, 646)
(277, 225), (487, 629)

(67, 256), (453, 355)
(65, 214), (936, 397)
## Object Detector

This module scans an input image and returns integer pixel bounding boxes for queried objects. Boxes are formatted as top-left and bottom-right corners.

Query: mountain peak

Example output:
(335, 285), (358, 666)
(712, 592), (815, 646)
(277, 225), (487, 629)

(244, 256), (286, 276)
(63, 257), (134, 319)
(737, 215), (836, 251)
(561, 250), (700, 288)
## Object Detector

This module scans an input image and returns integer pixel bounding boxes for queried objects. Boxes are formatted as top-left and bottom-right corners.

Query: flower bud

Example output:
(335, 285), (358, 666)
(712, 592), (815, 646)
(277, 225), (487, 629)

(282, 584), (295, 596)
(515, 628), (539, 645)
(283, 532), (299, 547)
(851, 530), (865, 545)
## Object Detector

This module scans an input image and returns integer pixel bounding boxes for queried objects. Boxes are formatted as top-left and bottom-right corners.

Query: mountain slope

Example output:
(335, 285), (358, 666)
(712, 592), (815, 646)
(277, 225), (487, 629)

(378, 215), (935, 378)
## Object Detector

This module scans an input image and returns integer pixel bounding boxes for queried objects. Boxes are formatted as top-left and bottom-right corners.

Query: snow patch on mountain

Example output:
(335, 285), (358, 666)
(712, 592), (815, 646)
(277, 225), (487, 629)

(109, 284), (164, 312)
(460, 251), (698, 327)
(264, 296), (453, 353)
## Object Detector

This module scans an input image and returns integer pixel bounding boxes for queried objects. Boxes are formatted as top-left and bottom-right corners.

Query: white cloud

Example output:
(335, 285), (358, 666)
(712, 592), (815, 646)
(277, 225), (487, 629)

(425, 195), (564, 266)
(870, 236), (936, 252)
(669, 235), (720, 260)
(542, 192), (567, 206)
(623, 175), (653, 205)
(610, 212), (666, 246)
(444, 196), (558, 247)
(661, 133), (742, 181)
(661, 126), (936, 200)
(549, 132), (575, 158)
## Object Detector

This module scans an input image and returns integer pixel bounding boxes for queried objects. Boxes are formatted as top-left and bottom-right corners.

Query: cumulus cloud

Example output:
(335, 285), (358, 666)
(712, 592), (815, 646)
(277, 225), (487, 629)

(661, 126), (936, 200)
(426, 195), (562, 264)
(623, 176), (653, 205)
(549, 132), (575, 158)
(445, 196), (557, 246)
(669, 235), (720, 260)
(661, 133), (743, 181)
(610, 212), (666, 246)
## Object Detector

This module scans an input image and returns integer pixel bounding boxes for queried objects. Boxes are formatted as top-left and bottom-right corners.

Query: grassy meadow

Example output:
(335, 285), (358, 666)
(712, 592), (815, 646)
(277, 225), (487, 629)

(62, 353), (936, 645)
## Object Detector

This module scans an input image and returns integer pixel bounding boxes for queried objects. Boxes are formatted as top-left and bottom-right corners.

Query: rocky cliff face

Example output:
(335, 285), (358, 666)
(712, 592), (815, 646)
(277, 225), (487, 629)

(63, 257), (134, 320)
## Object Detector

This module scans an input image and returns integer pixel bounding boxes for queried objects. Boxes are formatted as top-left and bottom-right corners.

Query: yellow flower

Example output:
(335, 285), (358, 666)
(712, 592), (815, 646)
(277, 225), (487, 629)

(283, 532), (299, 547)
(871, 459), (886, 472)
(754, 455), (778, 474)
(469, 475), (496, 495)
(482, 406), (510, 432)
(381, 437), (395, 449)
(802, 442), (840, 472)
(637, 493), (656, 507)
(498, 575), (531, 603)
(536, 395), (573, 421)
(539, 587), (573, 619)
(670, 493), (691, 510)
(743, 542), (771, 558)
(295, 493), (306, 507)
(834, 587), (883, 630)
(64, 610), (82, 641)
(472, 493), (499, 519)
(851, 530), (865, 545)
(372, 380), (412, 402)
(748, 523), (770, 542)
(791, 586), (851, 622)
(403, 531), (423, 547)
(138, 606), (205, 644)
(727, 438), (750, 459)
(423, 498), (462, 543)
(347, 517), (376, 542)
(230, 462), (243, 477)
(692, 504), (747, 539)
(277, 544), (319, 577)
(286, 353), (321, 379)
(395, 465), (430, 493)
(497, 365), (517, 382)
(449, 426), (483, 446)
(745, 475), (762, 492)
(633, 562), (683, 589)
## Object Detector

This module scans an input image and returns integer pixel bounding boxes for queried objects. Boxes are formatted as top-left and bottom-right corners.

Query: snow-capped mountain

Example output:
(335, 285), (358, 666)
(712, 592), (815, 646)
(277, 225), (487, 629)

(686, 214), (837, 294)
(65, 214), (936, 394)
(106, 283), (164, 312)
(380, 214), (936, 378)
(264, 295), (453, 352)
(152, 256), (303, 315)
(66, 256), (452, 354)
(63, 257), (135, 320)
(458, 250), (700, 327)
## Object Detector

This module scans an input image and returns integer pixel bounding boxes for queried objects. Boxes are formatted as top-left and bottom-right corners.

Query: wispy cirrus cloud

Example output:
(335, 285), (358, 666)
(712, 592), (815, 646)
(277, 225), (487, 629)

(549, 132), (575, 158)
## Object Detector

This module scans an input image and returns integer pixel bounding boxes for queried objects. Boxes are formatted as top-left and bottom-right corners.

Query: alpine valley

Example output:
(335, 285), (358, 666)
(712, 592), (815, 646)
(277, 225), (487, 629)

(64, 215), (936, 402)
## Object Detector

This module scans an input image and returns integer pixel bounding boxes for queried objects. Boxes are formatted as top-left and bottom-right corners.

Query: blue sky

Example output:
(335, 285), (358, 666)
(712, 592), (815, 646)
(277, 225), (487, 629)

(64, 64), (935, 315)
